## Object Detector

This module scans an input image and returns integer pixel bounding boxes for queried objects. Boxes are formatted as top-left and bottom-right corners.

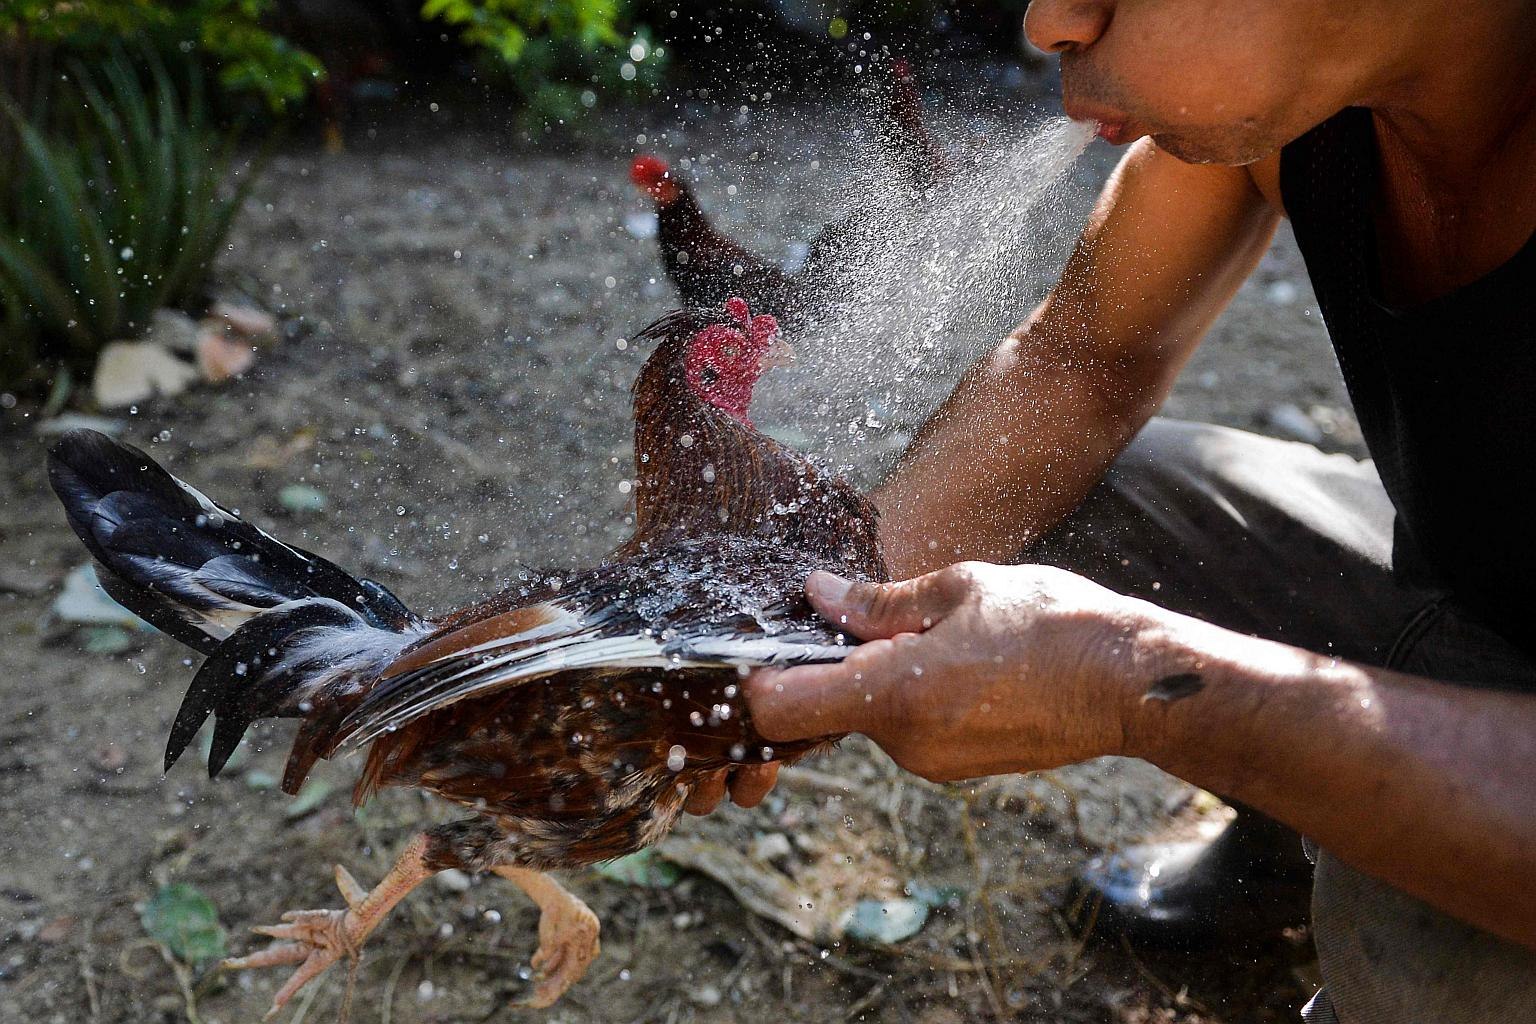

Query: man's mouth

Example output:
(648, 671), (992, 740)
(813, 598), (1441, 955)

(1062, 94), (1141, 147)
(1094, 120), (1131, 144)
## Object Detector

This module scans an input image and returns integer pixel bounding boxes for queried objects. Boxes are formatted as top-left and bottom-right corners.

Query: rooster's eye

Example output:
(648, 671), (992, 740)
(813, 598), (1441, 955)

(721, 344), (738, 358)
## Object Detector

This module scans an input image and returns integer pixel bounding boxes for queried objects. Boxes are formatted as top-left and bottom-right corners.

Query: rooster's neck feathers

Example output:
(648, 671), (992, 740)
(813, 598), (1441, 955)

(622, 306), (884, 580)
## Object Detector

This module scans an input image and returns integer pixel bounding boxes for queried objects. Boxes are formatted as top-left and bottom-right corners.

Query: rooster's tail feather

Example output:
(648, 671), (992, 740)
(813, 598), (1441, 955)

(46, 430), (430, 782)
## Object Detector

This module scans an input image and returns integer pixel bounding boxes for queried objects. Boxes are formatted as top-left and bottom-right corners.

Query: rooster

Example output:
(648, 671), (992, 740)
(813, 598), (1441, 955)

(630, 57), (947, 316)
(47, 298), (884, 1016)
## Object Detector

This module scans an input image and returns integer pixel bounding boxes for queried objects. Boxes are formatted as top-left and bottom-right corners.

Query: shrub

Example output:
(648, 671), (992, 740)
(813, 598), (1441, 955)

(424, 0), (665, 125)
(0, 54), (258, 393)
(2, 1), (323, 111)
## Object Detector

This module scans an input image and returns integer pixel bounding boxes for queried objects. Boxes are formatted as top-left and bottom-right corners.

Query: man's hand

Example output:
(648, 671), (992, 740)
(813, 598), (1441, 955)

(746, 563), (1158, 781)
(683, 763), (780, 816)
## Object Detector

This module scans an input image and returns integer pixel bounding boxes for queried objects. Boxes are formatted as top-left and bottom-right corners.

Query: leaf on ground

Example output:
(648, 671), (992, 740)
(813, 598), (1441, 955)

(841, 897), (929, 945)
(278, 483), (328, 513)
(207, 300), (277, 342)
(140, 884), (226, 964)
(54, 564), (150, 629)
(35, 412), (126, 437)
(594, 848), (681, 888)
(244, 769), (279, 791)
(284, 777), (335, 820)
(82, 625), (135, 655)
(905, 880), (965, 909)
(92, 341), (199, 408)
(143, 309), (202, 354)
(196, 329), (257, 383)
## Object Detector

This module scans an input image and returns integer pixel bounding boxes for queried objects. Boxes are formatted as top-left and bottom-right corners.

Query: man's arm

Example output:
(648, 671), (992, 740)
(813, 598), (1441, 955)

(748, 566), (1536, 951)
(878, 140), (1279, 576)
(1133, 604), (1536, 951)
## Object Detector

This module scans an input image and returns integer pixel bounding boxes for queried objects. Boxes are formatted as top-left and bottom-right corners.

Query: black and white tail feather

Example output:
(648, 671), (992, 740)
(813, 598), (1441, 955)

(47, 429), (432, 776)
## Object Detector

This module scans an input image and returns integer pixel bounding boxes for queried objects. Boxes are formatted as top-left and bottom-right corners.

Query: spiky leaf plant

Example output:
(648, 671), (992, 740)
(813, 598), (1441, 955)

(0, 53), (259, 393)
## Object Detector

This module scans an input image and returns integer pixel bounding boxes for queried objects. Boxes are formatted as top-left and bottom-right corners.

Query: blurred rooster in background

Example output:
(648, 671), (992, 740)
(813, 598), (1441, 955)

(630, 57), (948, 319)
(47, 298), (883, 1016)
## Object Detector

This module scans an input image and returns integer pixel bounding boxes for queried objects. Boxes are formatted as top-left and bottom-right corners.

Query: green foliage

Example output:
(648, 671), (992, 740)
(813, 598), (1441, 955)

(0, 54), (258, 392)
(2, 1), (324, 110)
(428, 1), (665, 125)
(6, 2), (662, 127)
(140, 883), (228, 964)
(423, 0), (623, 63)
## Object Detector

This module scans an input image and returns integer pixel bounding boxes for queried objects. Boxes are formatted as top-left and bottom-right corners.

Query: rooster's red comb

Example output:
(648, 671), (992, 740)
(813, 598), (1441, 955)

(630, 154), (671, 189)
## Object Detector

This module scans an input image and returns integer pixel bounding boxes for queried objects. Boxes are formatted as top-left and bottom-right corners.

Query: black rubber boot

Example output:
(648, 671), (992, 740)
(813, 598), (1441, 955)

(1073, 805), (1314, 947)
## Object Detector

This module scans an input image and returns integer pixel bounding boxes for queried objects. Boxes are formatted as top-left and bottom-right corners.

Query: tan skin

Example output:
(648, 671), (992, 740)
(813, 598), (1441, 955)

(696, 0), (1536, 951)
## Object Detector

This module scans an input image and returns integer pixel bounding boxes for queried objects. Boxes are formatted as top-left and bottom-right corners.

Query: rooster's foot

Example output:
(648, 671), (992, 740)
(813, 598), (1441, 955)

(223, 837), (435, 1018)
(493, 865), (601, 1007)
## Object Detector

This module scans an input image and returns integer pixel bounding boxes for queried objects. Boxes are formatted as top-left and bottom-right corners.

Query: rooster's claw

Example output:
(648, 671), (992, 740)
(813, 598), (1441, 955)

(222, 865), (377, 1018)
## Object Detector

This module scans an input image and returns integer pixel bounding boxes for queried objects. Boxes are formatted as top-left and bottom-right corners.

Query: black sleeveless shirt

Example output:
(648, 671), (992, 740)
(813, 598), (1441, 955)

(1280, 107), (1536, 652)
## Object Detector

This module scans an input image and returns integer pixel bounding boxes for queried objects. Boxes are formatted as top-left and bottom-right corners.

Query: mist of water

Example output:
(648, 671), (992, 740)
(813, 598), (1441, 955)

(756, 115), (1095, 481)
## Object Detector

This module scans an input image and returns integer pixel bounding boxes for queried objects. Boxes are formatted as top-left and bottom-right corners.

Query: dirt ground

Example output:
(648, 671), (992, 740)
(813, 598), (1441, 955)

(2, 60), (1358, 1024)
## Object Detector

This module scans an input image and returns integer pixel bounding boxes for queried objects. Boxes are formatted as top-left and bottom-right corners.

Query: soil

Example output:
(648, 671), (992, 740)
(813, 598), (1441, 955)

(2, 58), (1356, 1024)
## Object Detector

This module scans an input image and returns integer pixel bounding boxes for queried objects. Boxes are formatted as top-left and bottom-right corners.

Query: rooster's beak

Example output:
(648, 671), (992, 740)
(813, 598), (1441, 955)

(760, 334), (796, 369)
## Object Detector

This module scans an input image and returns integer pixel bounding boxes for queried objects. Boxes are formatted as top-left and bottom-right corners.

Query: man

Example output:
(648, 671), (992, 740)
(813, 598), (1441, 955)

(697, 1), (1536, 1020)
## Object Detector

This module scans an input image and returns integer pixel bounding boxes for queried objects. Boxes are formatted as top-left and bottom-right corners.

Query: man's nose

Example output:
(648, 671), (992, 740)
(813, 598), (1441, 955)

(1024, 0), (1114, 53)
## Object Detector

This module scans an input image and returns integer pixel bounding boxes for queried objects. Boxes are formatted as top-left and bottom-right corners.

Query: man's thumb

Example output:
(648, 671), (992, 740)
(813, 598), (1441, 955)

(806, 568), (966, 639)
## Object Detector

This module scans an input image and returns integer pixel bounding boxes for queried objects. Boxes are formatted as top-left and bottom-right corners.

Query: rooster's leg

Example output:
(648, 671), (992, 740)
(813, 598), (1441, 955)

(223, 833), (436, 1019)
(492, 866), (601, 1007)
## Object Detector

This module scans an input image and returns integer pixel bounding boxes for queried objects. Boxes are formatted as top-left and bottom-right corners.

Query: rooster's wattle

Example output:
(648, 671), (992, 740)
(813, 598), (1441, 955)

(46, 298), (884, 1015)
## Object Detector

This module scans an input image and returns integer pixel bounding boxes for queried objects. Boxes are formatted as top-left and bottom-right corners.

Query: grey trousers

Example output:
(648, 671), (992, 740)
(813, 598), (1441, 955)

(1029, 419), (1536, 1024)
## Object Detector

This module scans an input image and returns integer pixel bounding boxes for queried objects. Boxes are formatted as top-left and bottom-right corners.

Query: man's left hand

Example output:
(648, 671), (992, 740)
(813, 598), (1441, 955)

(746, 562), (1162, 781)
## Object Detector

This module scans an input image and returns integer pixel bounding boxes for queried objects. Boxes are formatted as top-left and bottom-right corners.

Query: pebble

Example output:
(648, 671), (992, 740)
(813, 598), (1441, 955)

(1264, 402), (1325, 445)
(751, 832), (793, 862)
(691, 984), (722, 1007)
(435, 869), (473, 893)
(1266, 280), (1300, 305)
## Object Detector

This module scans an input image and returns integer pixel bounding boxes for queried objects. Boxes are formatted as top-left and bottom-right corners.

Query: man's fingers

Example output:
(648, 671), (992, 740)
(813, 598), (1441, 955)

(728, 762), (779, 808)
(685, 764), (779, 815)
(746, 646), (904, 743)
(684, 770), (728, 815)
(806, 566), (970, 640)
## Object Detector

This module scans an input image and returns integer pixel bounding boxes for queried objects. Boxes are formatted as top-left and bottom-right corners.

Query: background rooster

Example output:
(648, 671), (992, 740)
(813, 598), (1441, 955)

(47, 298), (884, 1016)
(630, 57), (948, 318)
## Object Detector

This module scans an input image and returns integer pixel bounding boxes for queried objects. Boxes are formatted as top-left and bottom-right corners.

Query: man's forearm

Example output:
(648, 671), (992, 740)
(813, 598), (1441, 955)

(1127, 608), (1536, 950)
(872, 143), (1280, 579)
(874, 316), (1164, 577)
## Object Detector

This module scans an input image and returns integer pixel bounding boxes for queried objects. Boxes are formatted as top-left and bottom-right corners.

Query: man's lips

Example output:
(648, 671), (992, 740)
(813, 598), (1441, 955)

(1062, 96), (1140, 145)
(1094, 120), (1132, 144)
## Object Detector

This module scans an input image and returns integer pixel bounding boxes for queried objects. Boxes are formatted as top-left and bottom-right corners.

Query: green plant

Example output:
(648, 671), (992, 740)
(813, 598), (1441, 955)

(423, 0), (624, 63)
(2, 1), (324, 111)
(425, 0), (665, 125)
(0, 54), (258, 392)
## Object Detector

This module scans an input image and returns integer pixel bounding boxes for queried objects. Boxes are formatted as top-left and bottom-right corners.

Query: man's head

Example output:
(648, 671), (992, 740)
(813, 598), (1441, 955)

(1025, 0), (1414, 165)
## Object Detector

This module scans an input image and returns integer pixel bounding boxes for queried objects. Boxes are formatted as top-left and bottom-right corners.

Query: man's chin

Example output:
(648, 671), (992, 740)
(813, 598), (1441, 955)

(1150, 130), (1277, 167)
